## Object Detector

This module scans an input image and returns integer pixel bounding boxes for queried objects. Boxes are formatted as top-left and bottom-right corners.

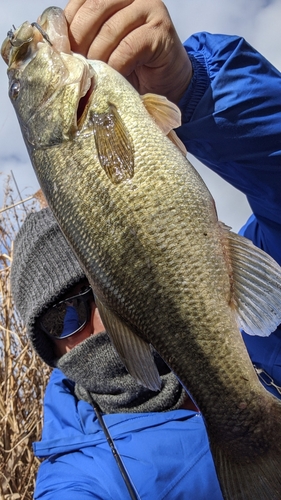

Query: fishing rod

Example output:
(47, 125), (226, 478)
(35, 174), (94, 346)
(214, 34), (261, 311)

(87, 392), (139, 500)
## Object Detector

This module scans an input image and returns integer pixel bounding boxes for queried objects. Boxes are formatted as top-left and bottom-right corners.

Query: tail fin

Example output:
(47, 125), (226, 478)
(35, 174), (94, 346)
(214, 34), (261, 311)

(211, 399), (281, 500)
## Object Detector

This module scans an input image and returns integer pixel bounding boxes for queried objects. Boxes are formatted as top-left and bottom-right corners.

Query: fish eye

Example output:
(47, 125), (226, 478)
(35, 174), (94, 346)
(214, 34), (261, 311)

(9, 80), (20, 100)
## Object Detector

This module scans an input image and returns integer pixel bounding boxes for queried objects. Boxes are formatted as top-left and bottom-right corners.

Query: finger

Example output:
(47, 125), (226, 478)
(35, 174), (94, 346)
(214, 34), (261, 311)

(85, 2), (147, 61)
(65, 0), (133, 56)
(108, 27), (156, 76)
(64, 0), (86, 24)
(107, 20), (191, 101)
(106, 9), (172, 77)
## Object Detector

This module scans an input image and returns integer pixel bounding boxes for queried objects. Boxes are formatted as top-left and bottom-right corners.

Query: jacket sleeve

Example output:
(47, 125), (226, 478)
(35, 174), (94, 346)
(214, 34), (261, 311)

(34, 459), (107, 500)
(177, 32), (281, 264)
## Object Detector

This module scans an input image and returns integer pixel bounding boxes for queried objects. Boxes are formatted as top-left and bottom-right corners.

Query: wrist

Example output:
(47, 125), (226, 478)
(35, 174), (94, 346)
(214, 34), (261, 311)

(172, 50), (193, 104)
(178, 51), (209, 124)
(158, 44), (193, 105)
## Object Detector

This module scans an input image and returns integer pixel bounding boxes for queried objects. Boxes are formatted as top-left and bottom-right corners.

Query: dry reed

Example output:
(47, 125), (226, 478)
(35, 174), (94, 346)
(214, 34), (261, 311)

(0, 176), (51, 500)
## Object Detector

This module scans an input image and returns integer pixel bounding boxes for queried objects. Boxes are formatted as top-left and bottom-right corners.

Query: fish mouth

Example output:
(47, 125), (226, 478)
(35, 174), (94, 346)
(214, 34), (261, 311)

(39, 7), (96, 128)
(1, 7), (71, 67)
(1, 7), (96, 131)
(37, 7), (96, 127)
(37, 7), (71, 54)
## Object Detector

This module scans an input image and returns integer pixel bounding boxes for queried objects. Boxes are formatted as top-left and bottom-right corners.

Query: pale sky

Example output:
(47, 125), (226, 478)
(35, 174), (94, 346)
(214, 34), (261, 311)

(0, 0), (280, 231)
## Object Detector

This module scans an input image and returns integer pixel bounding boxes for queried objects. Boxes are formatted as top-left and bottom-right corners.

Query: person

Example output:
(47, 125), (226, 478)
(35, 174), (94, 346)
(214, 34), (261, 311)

(10, 0), (281, 498)
(11, 207), (223, 499)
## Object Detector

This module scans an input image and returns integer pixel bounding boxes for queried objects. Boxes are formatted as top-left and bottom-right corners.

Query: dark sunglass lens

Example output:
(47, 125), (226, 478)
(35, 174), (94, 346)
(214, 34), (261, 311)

(41, 300), (88, 338)
(40, 286), (94, 339)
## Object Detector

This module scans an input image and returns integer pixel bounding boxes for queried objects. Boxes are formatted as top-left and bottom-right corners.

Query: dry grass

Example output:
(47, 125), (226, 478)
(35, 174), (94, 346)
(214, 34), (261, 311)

(0, 177), (51, 499)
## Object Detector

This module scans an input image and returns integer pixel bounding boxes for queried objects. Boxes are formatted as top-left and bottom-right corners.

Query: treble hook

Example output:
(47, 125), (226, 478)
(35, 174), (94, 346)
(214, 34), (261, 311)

(31, 22), (53, 46)
(6, 22), (52, 47)
(7, 25), (16, 44)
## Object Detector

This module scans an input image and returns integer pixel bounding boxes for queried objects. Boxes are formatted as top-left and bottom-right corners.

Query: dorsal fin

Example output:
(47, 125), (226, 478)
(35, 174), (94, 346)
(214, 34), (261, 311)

(141, 93), (187, 156)
(220, 222), (281, 336)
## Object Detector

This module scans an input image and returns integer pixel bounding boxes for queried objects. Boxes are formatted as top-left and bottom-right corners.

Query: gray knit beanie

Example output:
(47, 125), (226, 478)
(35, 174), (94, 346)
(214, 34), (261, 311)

(10, 208), (187, 413)
(10, 207), (85, 367)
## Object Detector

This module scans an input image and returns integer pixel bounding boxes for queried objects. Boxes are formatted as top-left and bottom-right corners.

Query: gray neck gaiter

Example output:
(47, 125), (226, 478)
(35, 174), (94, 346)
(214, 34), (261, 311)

(57, 331), (186, 414)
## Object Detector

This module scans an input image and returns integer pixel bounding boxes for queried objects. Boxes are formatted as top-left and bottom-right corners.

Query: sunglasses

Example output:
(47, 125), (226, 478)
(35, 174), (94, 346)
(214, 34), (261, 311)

(40, 286), (94, 339)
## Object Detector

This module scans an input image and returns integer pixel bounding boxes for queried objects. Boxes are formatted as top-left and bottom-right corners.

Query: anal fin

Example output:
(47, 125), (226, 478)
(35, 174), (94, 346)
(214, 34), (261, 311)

(95, 297), (162, 391)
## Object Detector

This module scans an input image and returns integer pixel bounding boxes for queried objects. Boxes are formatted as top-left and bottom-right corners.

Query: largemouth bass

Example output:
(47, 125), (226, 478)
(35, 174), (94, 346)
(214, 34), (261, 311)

(2, 7), (281, 499)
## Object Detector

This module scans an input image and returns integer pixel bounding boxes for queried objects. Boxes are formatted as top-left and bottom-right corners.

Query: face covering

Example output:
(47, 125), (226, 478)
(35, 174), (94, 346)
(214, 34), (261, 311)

(57, 331), (186, 413)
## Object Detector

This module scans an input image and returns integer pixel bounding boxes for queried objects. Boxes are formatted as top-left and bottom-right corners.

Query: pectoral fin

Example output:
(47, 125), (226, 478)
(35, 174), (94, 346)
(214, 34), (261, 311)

(141, 93), (187, 156)
(91, 104), (134, 184)
(221, 222), (281, 336)
(95, 296), (162, 391)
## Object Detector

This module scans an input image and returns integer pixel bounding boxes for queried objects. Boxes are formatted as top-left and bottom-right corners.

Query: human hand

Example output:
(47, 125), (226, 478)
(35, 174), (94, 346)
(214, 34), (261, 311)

(64, 0), (192, 103)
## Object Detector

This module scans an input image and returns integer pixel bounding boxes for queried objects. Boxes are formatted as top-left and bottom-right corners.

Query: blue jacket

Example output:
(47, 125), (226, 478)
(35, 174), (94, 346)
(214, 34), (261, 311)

(34, 369), (222, 499)
(178, 32), (281, 398)
(34, 32), (281, 498)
